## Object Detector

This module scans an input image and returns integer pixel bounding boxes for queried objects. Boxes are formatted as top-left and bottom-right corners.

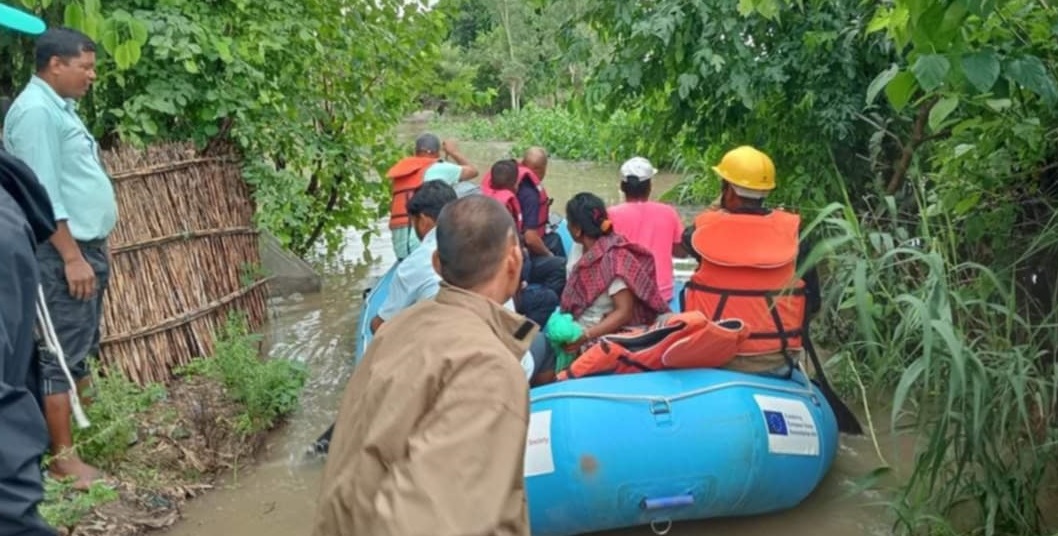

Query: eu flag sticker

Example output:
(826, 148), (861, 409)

(763, 410), (788, 435)
(754, 395), (820, 456)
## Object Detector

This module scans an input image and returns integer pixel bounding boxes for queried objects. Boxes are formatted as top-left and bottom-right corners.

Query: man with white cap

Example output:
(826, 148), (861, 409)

(608, 156), (687, 303)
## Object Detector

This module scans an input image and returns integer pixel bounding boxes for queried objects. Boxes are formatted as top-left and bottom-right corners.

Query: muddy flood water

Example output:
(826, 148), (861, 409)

(165, 123), (897, 536)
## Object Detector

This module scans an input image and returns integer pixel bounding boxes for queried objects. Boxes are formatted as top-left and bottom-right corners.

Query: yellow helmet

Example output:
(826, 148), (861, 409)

(712, 146), (776, 193)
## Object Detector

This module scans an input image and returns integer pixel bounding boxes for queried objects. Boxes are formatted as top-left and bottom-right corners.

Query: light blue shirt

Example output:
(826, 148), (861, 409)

(378, 228), (442, 321)
(423, 161), (462, 185)
(3, 76), (118, 241)
(378, 227), (534, 379)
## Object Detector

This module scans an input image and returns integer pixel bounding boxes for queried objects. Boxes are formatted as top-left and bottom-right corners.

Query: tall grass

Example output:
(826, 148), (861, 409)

(179, 313), (308, 435)
(807, 182), (1058, 534)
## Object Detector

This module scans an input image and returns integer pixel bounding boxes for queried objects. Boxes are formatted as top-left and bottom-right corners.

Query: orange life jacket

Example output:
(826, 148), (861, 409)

(517, 165), (551, 235)
(684, 208), (805, 357)
(480, 172), (523, 232)
(555, 312), (748, 381)
(384, 156), (439, 230)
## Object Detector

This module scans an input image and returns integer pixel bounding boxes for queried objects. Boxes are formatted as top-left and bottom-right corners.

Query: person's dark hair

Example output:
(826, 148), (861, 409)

(620, 176), (652, 200)
(566, 192), (613, 239)
(407, 180), (457, 221)
(721, 181), (765, 209)
(490, 159), (519, 190)
(435, 195), (517, 288)
(35, 27), (96, 72)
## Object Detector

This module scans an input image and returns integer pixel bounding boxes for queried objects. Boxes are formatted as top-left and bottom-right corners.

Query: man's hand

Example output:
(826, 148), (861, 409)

(441, 139), (459, 156)
(64, 257), (96, 300)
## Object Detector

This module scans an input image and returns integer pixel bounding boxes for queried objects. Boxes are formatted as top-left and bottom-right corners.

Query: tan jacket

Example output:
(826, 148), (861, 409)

(311, 283), (539, 536)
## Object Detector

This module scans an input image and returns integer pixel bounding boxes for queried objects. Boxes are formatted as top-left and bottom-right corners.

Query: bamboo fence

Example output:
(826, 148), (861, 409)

(98, 142), (269, 385)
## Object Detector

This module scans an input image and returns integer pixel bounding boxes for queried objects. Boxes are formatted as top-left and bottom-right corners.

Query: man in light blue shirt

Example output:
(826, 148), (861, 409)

(3, 27), (117, 490)
(422, 138), (476, 186)
(370, 181), (535, 379)
(372, 181), (457, 330)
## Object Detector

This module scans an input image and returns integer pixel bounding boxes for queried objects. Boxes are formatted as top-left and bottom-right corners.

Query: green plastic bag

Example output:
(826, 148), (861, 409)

(545, 312), (583, 372)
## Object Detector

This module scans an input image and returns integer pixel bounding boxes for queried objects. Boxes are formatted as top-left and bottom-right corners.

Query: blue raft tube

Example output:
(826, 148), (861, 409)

(354, 216), (840, 535)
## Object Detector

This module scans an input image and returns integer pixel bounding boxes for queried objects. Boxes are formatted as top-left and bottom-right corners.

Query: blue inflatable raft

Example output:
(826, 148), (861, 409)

(353, 218), (839, 535)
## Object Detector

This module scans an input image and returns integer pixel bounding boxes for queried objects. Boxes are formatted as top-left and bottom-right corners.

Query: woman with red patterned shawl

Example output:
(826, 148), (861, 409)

(559, 193), (669, 355)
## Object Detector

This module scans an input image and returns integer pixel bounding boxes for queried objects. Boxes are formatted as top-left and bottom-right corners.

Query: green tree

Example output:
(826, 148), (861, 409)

(3, 0), (445, 257)
(571, 0), (893, 208)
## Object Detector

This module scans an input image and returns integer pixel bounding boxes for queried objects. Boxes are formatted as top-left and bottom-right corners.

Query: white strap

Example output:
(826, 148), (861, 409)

(36, 285), (90, 429)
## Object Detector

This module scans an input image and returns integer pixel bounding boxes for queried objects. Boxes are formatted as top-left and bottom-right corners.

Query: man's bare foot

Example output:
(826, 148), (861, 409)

(49, 457), (103, 491)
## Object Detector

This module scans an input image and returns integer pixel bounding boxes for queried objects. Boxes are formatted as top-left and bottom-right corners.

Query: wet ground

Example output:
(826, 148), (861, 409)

(164, 123), (896, 536)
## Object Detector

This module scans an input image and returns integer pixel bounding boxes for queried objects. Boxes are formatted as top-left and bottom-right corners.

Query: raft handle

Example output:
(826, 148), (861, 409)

(640, 493), (694, 510)
(649, 399), (672, 415)
(650, 518), (673, 535)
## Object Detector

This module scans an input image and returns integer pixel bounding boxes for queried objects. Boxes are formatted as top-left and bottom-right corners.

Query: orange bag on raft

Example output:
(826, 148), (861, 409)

(556, 311), (748, 381)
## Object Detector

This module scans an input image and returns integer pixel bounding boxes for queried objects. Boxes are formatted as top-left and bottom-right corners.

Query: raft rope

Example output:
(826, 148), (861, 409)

(529, 365), (819, 408)
(36, 285), (91, 429)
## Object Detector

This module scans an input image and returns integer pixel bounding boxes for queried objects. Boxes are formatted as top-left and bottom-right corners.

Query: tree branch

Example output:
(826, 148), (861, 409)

(886, 97), (941, 195)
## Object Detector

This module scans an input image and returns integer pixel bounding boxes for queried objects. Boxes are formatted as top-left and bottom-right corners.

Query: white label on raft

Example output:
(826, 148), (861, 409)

(524, 410), (555, 477)
(753, 394), (820, 456)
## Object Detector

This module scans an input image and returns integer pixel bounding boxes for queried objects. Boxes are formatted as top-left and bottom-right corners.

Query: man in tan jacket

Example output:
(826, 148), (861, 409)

(312, 195), (538, 536)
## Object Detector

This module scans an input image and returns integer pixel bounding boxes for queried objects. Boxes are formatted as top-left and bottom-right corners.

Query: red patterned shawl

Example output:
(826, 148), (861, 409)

(561, 232), (670, 326)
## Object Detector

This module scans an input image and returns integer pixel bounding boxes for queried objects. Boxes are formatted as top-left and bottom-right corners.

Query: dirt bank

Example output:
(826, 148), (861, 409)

(46, 375), (275, 536)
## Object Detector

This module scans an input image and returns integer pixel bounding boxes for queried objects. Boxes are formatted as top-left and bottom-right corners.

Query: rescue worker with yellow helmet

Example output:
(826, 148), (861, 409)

(680, 145), (821, 376)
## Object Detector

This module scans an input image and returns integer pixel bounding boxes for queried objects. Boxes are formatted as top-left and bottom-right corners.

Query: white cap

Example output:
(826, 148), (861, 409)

(619, 157), (657, 182)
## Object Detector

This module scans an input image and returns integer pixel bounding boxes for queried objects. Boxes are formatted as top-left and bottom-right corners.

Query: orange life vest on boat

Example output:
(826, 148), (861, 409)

(555, 312), (748, 381)
(384, 156), (439, 230)
(480, 172), (523, 232)
(684, 208), (805, 356)
(517, 165), (552, 235)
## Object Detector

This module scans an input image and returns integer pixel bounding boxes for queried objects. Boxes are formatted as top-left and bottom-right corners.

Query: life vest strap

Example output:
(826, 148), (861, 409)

(747, 329), (804, 340)
(617, 354), (656, 373)
(561, 363), (618, 380)
(684, 281), (805, 298)
(764, 293), (797, 379)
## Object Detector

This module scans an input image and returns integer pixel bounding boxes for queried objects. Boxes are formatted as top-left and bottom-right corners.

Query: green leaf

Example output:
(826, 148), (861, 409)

(936, 1), (968, 48)
(953, 143), (974, 158)
(892, 357), (926, 426)
(101, 27), (119, 54)
(963, 0), (996, 17)
(214, 38), (234, 63)
(130, 20), (149, 46)
(40, 0), (51, 8)
(961, 50), (1000, 93)
(113, 42), (131, 70)
(183, 59), (200, 74)
(141, 116), (158, 136)
(865, 7), (891, 34)
(82, 13), (99, 40)
(953, 191), (981, 215)
(127, 42), (142, 66)
(913, 2), (947, 50)
(737, 0), (756, 17)
(985, 98), (1012, 112)
(886, 71), (917, 111)
(911, 54), (950, 91)
(866, 64), (899, 104)
(63, 2), (85, 32)
(754, 0), (780, 20)
(677, 73), (699, 99)
(1004, 56), (1058, 105)
(928, 96), (959, 132)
